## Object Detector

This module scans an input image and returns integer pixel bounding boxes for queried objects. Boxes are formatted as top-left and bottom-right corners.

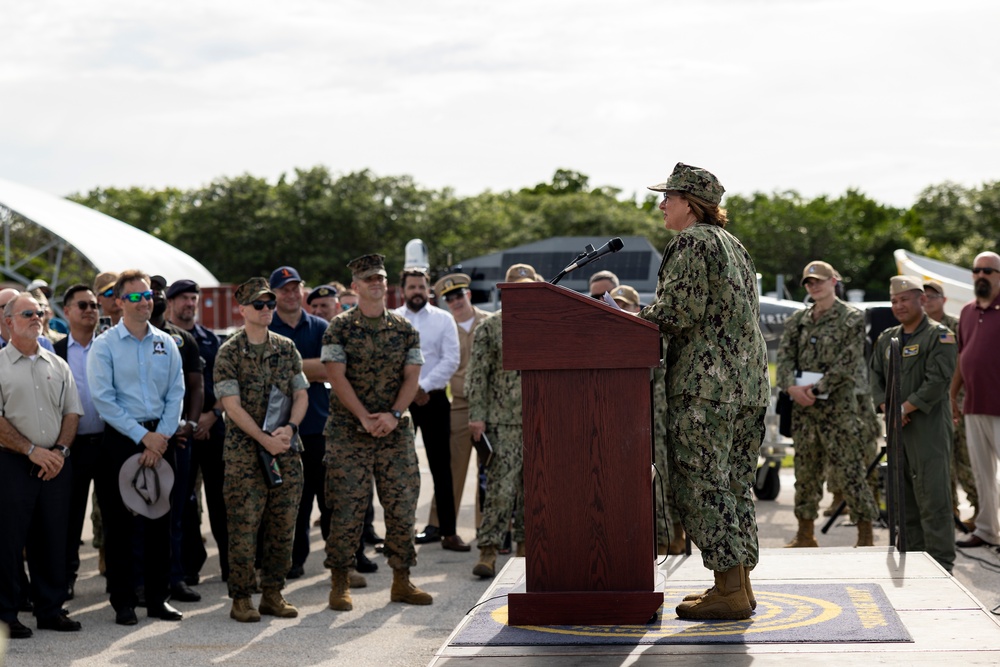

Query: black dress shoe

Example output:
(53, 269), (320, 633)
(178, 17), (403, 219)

(37, 614), (82, 632)
(356, 550), (379, 573)
(170, 581), (202, 602)
(19, 597), (33, 613)
(148, 602), (183, 621)
(286, 564), (305, 580)
(362, 528), (385, 545)
(183, 574), (200, 586)
(5, 618), (33, 638)
(115, 608), (138, 626)
(67, 583), (75, 601)
(415, 525), (441, 544)
(956, 534), (998, 548)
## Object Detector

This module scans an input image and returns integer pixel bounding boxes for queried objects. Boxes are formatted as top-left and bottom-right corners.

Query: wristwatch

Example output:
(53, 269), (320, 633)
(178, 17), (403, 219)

(212, 407), (222, 419)
(390, 409), (403, 420)
(54, 445), (70, 458)
(288, 422), (299, 436)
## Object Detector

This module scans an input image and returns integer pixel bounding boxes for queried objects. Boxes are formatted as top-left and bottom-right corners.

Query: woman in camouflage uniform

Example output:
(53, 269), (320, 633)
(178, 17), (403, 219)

(639, 163), (769, 621)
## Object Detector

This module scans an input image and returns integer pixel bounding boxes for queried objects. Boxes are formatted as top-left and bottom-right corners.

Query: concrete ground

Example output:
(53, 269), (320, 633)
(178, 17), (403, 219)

(2, 442), (998, 667)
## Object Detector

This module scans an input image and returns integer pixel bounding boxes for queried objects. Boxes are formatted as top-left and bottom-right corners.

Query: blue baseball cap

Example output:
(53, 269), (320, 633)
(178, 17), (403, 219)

(269, 266), (302, 289)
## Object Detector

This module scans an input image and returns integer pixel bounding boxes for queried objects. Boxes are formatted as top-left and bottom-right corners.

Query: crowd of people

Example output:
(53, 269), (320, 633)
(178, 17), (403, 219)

(2, 165), (998, 638)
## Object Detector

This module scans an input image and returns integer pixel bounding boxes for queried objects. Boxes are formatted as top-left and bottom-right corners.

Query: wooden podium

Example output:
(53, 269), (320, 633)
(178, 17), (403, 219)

(500, 281), (663, 625)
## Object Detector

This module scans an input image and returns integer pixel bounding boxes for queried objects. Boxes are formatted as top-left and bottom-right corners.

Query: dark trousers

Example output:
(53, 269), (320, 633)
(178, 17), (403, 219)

(410, 390), (456, 536)
(96, 425), (173, 613)
(292, 433), (331, 568)
(168, 437), (192, 586)
(0, 449), (72, 622)
(183, 429), (228, 580)
(66, 432), (104, 584)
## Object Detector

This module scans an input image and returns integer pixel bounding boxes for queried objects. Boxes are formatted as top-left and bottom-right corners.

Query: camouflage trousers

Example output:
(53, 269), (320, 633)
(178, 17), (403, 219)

(827, 394), (881, 501)
(476, 423), (525, 549)
(667, 395), (765, 572)
(950, 400), (979, 513)
(792, 398), (879, 523)
(223, 443), (302, 599)
(324, 424), (419, 571)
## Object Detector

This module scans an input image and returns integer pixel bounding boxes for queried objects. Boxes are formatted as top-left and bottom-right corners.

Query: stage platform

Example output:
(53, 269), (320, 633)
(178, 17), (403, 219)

(429, 547), (1000, 665)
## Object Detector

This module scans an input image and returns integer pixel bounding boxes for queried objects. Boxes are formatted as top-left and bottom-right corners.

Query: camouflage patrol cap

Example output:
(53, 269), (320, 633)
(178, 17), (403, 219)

(347, 254), (388, 280)
(801, 261), (836, 285)
(890, 275), (924, 297)
(648, 162), (725, 205)
(234, 277), (275, 305)
(434, 272), (471, 297)
(923, 279), (945, 297)
(504, 263), (539, 283)
(610, 285), (640, 307)
(94, 271), (118, 295)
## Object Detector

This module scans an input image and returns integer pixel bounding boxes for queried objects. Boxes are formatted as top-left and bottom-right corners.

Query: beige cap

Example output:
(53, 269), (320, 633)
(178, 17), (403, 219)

(433, 273), (471, 297)
(890, 275), (924, 297)
(610, 285), (640, 307)
(94, 271), (118, 295)
(801, 261), (836, 285)
(923, 279), (945, 296)
(504, 264), (539, 283)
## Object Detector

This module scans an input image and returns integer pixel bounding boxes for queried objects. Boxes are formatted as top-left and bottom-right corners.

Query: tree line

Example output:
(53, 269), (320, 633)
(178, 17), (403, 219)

(16, 165), (1000, 302)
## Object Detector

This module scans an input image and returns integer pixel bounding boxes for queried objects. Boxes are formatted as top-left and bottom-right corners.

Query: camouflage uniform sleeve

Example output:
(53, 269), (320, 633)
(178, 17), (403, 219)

(814, 305), (863, 396)
(908, 324), (957, 413)
(466, 315), (496, 423)
(321, 317), (346, 363)
(214, 337), (240, 398)
(285, 341), (309, 394)
(775, 310), (802, 391)
(639, 234), (709, 336)
(869, 331), (889, 408)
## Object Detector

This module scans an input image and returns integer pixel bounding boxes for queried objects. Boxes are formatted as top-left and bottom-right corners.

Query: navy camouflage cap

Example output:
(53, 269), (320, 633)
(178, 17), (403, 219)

(235, 277), (275, 305)
(648, 162), (726, 205)
(433, 272), (471, 297)
(889, 275), (924, 297)
(348, 254), (388, 280)
(307, 284), (338, 304)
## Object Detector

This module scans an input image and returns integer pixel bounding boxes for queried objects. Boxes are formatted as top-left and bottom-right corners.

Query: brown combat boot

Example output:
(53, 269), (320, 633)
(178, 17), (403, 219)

(667, 522), (687, 555)
(855, 519), (874, 547)
(785, 518), (819, 548)
(259, 587), (298, 618)
(349, 570), (367, 588)
(823, 491), (850, 516)
(473, 546), (497, 578)
(744, 566), (756, 611)
(675, 565), (752, 620)
(390, 568), (433, 605)
(329, 570), (353, 611)
(230, 597), (261, 623)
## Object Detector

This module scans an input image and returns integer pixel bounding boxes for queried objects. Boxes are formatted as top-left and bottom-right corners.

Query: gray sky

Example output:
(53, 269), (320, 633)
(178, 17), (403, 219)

(2, 0), (998, 207)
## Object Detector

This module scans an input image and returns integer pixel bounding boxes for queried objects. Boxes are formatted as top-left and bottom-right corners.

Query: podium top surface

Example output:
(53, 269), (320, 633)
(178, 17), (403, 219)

(500, 281), (660, 371)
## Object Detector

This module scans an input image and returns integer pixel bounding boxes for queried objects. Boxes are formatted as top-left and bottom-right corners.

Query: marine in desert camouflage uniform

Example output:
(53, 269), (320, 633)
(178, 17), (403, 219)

(639, 163), (769, 621)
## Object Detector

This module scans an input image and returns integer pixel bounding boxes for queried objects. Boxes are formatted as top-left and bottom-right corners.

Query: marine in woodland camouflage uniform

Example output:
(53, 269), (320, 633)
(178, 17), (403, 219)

(924, 280), (978, 521)
(639, 164), (770, 578)
(776, 262), (879, 533)
(870, 276), (957, 571)
(215, 278), (308, 602)
(321, 255), (424, 573)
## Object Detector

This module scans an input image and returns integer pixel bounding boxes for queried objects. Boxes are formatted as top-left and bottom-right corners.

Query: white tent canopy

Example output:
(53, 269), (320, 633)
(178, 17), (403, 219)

(0, 176), (218, 289)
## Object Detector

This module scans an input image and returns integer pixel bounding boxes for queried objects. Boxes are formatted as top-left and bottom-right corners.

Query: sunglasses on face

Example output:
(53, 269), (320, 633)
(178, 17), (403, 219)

(76, 301), (100, 310)
(251, 300), (277, 311)
(341, 303), (356, 311)
(19, 309), (45, 320)
(444, 291), (466, 303)
(122, 291), (153, 303)
(101, 288), (115, 298)
(972, 267), (998, 275)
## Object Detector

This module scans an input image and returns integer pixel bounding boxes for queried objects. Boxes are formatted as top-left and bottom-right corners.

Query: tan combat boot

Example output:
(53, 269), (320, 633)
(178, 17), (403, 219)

(823, 491), (849, 516)
(667, 522), (687, 555)
(390, 568), (433, 605)
(855, 519), (874, 547)
(473, 546), (497, 578)
(675, 565), (752, 620)
(329, 570), (353, 611)
(259, 587), (298, 618)
(744, 565), (756, 611)
(230, 597), (261, 623)
(785, 518), (819, 548)
(349, 570), (367, 588)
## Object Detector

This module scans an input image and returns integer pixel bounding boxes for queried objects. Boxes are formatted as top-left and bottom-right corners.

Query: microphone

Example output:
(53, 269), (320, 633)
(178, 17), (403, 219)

(562, 237), (624, 273)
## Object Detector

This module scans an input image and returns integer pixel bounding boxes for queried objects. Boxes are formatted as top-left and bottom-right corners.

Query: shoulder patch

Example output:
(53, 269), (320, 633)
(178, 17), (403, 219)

(939, 332), (956, 344)
(171, 333), (184, 348)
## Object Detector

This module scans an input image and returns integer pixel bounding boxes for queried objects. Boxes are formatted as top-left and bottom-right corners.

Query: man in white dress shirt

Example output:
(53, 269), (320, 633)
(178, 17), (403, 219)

(393, 269), (467, 551)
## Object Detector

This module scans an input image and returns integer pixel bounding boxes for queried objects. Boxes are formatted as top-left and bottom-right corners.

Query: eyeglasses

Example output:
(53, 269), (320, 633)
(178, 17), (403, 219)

(444, 291), (466, 303)
(251, 300), (277, 311)
(972, 267), (998, 275)
(341, 303), (356, 311)
(100, 288), (115, 298)
(75, 301), (100, 310)
(19, 309), (45, 320)
(122, 291), (153, 303)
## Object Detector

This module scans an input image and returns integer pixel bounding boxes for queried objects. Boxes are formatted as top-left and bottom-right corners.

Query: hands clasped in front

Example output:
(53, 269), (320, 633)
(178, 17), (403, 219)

(362, 412), (399, 438)
(29, 446), (66, 480)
